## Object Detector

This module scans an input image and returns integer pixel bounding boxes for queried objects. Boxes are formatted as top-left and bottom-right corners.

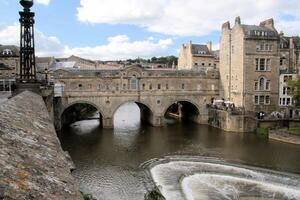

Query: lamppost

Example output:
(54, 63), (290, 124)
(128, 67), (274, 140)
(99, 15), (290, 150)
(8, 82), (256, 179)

(19, 0), (36, 82)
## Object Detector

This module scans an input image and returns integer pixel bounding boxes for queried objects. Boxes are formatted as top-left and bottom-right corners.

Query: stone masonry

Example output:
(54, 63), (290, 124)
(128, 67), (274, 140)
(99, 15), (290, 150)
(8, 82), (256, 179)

(0, 91), (81, 200)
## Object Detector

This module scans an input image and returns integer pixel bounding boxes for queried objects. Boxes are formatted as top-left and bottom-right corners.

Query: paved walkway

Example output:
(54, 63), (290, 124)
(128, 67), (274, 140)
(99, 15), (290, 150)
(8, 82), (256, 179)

(269, 130), (300, 145)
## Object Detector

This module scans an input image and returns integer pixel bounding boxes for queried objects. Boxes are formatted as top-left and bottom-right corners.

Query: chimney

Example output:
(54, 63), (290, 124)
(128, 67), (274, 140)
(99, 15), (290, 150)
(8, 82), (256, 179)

(207, 41), (212, 52)
(222, 21), (231, 30)
(235, 16), (241, 25)
(289, 38), (295, 49)
(260, 18), (275, 29)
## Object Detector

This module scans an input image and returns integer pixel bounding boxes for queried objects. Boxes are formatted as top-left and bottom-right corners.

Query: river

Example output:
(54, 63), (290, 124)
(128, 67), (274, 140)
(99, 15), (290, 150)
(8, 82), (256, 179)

(58, 103), (300, 200)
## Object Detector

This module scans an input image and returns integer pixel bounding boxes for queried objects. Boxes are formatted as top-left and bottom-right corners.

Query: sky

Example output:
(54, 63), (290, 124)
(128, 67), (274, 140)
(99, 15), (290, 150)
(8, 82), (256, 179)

(0, 0), (299, 60)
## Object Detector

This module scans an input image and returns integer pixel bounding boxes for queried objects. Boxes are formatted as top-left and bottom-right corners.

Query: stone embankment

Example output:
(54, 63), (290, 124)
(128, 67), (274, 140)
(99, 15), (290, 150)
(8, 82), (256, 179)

(0, 91), (81, 199)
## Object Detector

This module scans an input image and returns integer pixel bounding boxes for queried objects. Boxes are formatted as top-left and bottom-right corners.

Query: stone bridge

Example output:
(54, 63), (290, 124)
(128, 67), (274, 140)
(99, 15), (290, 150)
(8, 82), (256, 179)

(53, 65), (219, 129)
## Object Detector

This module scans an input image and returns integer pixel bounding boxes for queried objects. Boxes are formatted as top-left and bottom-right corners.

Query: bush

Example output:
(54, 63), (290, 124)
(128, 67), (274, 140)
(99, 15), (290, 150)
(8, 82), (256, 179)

(256, 127), (269, 138)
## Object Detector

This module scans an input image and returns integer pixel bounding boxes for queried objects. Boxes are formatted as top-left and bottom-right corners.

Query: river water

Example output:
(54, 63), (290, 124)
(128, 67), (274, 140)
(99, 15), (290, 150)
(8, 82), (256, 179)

(58, 103), (300, 200)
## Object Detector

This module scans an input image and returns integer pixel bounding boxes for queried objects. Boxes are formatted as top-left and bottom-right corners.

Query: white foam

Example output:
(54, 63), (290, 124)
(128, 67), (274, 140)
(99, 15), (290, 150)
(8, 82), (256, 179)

(150, 161), (300, 200)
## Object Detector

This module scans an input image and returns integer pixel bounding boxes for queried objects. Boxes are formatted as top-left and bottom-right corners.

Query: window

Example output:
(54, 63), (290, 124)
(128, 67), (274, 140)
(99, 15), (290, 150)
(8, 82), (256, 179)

(78, 84), (82, 88)
(265, 96), (270, 104)
(259, 77), (266, 90)
(166, 84), (169, 90)
(129, 76), (138, 90)
(259, 95), (265, 105)
(182, 84), (185, 89)
(255, 96), (259, 105)
(283, 98), (286, 105)
(280, 98), (282, 105)
(142, 84), (145, 90)
(266, 59), (271, 71)
(283, 87), (287, 95)
(280, 59), (283, 66)
(256, 58), (271, 71)
(259, 59), (265, 71)
(202, 63), (205, 66)
(287, 98), (291, 105)
(266, 81), (270, 90)
(158, 84), (161, 90)
(255, 82), (258, 91)
(149, 84), (152, 90)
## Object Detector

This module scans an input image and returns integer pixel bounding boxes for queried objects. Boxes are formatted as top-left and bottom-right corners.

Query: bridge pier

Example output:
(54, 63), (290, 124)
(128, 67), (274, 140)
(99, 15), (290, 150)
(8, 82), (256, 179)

(149, 115), (163, 127)
(103, 117), (114, 129)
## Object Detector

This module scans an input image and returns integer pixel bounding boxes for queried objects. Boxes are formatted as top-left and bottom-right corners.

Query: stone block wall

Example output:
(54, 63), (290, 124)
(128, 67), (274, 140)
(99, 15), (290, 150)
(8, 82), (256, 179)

(0, 91), (81, 199)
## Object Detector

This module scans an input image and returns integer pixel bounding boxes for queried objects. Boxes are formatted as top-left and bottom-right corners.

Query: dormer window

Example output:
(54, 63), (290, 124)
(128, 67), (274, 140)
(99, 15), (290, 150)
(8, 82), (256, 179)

(197, 50), (206, 54)
(2, 49), (13, 56)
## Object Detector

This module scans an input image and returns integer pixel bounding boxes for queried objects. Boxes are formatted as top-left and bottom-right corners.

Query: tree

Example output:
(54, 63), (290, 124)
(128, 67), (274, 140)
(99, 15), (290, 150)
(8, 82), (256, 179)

(288, 75), (300, 107)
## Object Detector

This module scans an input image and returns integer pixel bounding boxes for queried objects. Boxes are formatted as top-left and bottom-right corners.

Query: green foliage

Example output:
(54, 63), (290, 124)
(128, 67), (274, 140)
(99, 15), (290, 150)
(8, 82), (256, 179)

(287, 75), (300, 107)
(256, 127), (269, 138)
(289, 127), (300, 135)
(80, 191), (96, 200)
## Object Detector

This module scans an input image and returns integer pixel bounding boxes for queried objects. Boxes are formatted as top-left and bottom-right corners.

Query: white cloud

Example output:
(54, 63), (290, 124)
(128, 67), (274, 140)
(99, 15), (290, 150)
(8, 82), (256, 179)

(64, 35), (173, 60)
(0, 24), (173, 60)
(35, 0), (50, 6)
(77, 0), (300, 36)
(0, 24), (65, 57)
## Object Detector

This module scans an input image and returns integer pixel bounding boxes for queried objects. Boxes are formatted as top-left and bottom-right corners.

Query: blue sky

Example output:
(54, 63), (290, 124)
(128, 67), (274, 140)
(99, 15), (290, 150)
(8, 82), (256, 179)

(0, 0), (299, 60)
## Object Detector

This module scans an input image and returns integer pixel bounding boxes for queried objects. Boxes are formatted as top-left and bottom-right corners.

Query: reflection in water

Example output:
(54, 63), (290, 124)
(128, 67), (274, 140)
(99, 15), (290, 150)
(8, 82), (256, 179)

(59, 103), (300, 200)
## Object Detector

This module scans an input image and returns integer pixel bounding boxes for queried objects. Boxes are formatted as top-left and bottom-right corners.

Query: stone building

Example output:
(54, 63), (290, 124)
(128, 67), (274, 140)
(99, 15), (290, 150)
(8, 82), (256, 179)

(178, 41), (219, 70)
(278, 35), (300, 117)
(0, 45), (19, 93)
(220, 17), (280, 115)
(279, 34), (300, 73)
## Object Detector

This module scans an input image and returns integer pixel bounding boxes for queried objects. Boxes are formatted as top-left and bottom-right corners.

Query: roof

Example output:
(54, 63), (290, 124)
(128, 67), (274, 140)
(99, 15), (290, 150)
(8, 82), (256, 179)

(241, 25), (277, 37)
(191, 44), (211, 55)
(0, 45), (20, 57)
(36, 57), (55, 63)
(50, 61), (77, 71)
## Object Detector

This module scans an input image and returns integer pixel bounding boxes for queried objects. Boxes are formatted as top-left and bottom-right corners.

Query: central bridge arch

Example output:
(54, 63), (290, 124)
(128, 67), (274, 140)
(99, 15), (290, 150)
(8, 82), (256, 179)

(112, 101), (156, 128)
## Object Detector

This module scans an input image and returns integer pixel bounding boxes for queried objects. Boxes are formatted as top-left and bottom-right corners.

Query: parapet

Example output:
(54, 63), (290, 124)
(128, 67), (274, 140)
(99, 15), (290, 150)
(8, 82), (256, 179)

(0, 91), (81, 200)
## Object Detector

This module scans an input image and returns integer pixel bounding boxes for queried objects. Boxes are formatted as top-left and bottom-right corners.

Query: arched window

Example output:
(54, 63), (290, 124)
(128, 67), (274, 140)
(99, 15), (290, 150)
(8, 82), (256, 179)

(257, 77), (270, 91)
(129, 76), (138, 90)
(259, 77), (265, 91)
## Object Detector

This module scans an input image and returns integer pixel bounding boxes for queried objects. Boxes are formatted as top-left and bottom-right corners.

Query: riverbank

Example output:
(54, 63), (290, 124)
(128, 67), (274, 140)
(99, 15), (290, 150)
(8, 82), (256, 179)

(269, 129), (300, 145)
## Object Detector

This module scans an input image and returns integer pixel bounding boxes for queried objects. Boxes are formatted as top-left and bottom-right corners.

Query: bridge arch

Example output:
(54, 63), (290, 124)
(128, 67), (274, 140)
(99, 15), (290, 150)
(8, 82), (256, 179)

(112, 100), (156, 127)
(60, 100), (105, 128)
(163, 99), (204, 123)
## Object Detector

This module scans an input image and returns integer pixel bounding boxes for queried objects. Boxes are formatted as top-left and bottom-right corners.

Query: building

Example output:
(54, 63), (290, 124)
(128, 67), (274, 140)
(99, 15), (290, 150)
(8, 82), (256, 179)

(279, 34), (300, 73)
(0, 45), (19, 95)
(220, 17), (280, 115)
(178, 41), (219, 70)
(277, 35), (300, 118)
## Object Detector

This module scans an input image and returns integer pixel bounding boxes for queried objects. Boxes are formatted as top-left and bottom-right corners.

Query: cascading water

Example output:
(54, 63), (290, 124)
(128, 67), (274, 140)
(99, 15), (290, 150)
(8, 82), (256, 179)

(150, 159), (300, 200)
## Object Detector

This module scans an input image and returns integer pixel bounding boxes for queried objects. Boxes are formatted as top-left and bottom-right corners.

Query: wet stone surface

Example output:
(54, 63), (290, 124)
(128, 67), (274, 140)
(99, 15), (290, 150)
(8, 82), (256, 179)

(0, 91), (81, 200)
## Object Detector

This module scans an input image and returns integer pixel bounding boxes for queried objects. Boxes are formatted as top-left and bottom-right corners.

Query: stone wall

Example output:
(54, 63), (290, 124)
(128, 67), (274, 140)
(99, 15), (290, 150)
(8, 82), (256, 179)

(0, 91), (81, 199)
(208, 109), (257, 132)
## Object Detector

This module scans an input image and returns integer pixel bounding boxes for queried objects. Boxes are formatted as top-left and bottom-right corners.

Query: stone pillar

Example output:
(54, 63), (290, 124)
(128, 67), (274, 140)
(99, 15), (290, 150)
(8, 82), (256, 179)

(103, 117), (113, 129)
(150, 115), (163, 127)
